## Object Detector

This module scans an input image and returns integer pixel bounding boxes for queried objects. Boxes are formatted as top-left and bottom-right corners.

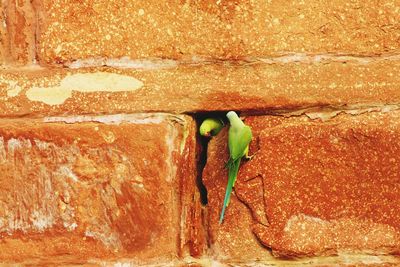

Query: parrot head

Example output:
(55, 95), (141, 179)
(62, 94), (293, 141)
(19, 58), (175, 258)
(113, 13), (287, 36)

(199, 118), (224, 137)
(226, 111), (239, 121)
(199, 123), (212, 137)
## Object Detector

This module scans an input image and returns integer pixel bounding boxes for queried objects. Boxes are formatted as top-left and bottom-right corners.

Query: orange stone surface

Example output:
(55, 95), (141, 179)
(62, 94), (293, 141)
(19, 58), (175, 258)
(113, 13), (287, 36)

(0, 114), (200, 264)
(0, 0), (36, 64)
(1, 61), (400, 117)
(203, 111), (400, 260)
(0, 1), (7, 63)
(1, 0), (400, 265)
(38, 0), (400, 64)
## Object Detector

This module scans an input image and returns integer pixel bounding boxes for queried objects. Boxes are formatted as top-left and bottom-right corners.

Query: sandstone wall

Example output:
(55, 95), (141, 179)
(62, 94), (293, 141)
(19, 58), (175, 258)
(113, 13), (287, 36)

(1, 0), (400, 266)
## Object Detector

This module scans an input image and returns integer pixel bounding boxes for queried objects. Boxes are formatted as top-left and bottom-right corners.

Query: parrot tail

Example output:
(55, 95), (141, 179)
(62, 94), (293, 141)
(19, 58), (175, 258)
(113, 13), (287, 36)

(219, 158), (241, 224)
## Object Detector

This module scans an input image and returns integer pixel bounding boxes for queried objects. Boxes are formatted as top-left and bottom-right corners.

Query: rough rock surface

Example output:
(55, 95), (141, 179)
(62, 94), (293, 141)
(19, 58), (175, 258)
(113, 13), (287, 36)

(0, 114), (201, 264)
(0, 0), (400, 265)
(38, 0), (400, 63)
(203, 110), (400, 262)
(0, 2), (6, 64)
(0, 0), (37, 65)
(0, 61), (400, 116)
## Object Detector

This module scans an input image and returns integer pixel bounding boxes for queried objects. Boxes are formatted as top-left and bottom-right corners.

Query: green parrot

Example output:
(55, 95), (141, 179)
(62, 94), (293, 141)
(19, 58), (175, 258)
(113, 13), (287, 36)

(220, 111), (252, 224)
(199, 118), (224, 137)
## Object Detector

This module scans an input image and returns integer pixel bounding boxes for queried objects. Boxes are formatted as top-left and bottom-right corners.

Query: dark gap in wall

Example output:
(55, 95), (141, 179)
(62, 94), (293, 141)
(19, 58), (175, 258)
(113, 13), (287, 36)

(193, 111), (229, 206)
(196, 134), (208, 205)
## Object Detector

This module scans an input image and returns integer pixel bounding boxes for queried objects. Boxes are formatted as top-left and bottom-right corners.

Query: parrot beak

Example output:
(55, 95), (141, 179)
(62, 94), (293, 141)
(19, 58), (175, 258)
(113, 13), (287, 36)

(204, 132), (211, 137)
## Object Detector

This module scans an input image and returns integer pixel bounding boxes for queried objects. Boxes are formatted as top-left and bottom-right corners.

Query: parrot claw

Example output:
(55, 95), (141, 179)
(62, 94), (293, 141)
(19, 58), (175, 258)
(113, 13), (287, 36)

(245, 151), (257, 160)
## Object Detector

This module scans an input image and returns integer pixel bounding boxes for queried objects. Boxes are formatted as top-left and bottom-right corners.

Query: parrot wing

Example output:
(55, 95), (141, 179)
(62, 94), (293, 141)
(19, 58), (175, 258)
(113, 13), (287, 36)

(228, 125), (252, 161)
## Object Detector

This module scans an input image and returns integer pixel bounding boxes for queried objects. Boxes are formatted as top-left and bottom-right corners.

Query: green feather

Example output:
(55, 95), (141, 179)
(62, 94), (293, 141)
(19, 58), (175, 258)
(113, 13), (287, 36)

(219, 111), (252, 224)
(219, 158), (241, 224)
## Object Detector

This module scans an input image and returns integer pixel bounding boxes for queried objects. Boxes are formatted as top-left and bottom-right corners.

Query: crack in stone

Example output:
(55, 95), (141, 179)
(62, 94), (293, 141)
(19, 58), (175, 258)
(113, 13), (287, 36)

(241, 103), (400, 120)
(60, 53), (400, 69)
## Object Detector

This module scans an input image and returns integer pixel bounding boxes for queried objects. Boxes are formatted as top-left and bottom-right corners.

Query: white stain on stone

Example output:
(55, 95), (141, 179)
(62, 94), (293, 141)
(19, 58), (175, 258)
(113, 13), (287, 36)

(85, 229), (122, 250)
(27, 86), (71, 105)
(57, 165), (79, 182)
(68, 57), (178, 69)
(0, 135), (140, 241)
(304, 105), (400, 121)
(30, 210), (55, 232)
(257, 53), (400, 65)
(26, 72), (144, 105)
(92, 255), (400, 266)
(359, 255), (383, 264)
(7, 138), (22, 152)
(165, 127), (176, 183)
(0, 137), (76, 234)
(96, 257), (217, 267)
(7, 214), (30, 233)
(5, 80), (22, 97)
(278, 104), (400, 122)
(44, 113), (165, 125)
(4, 209), (56, 234)
(64, 54), (400, 70)
(7, 138), (32, 155)
(34, 139), (51, 150)
(113, 263), (132, 267)
(64, 221), (78, 231)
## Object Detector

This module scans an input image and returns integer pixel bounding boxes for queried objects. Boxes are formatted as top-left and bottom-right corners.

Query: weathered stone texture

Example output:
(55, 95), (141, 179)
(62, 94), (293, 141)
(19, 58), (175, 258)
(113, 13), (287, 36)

(0, 1), (7, 63)
(0, 61), (400, 117)
(0, 114), (199, 264)
(179, 117), (207, 258)
(38, 0), (400, 64)
(203, 111), (400, 263)
(2, 0), (36, 64)
(1, 0), (400, 265)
